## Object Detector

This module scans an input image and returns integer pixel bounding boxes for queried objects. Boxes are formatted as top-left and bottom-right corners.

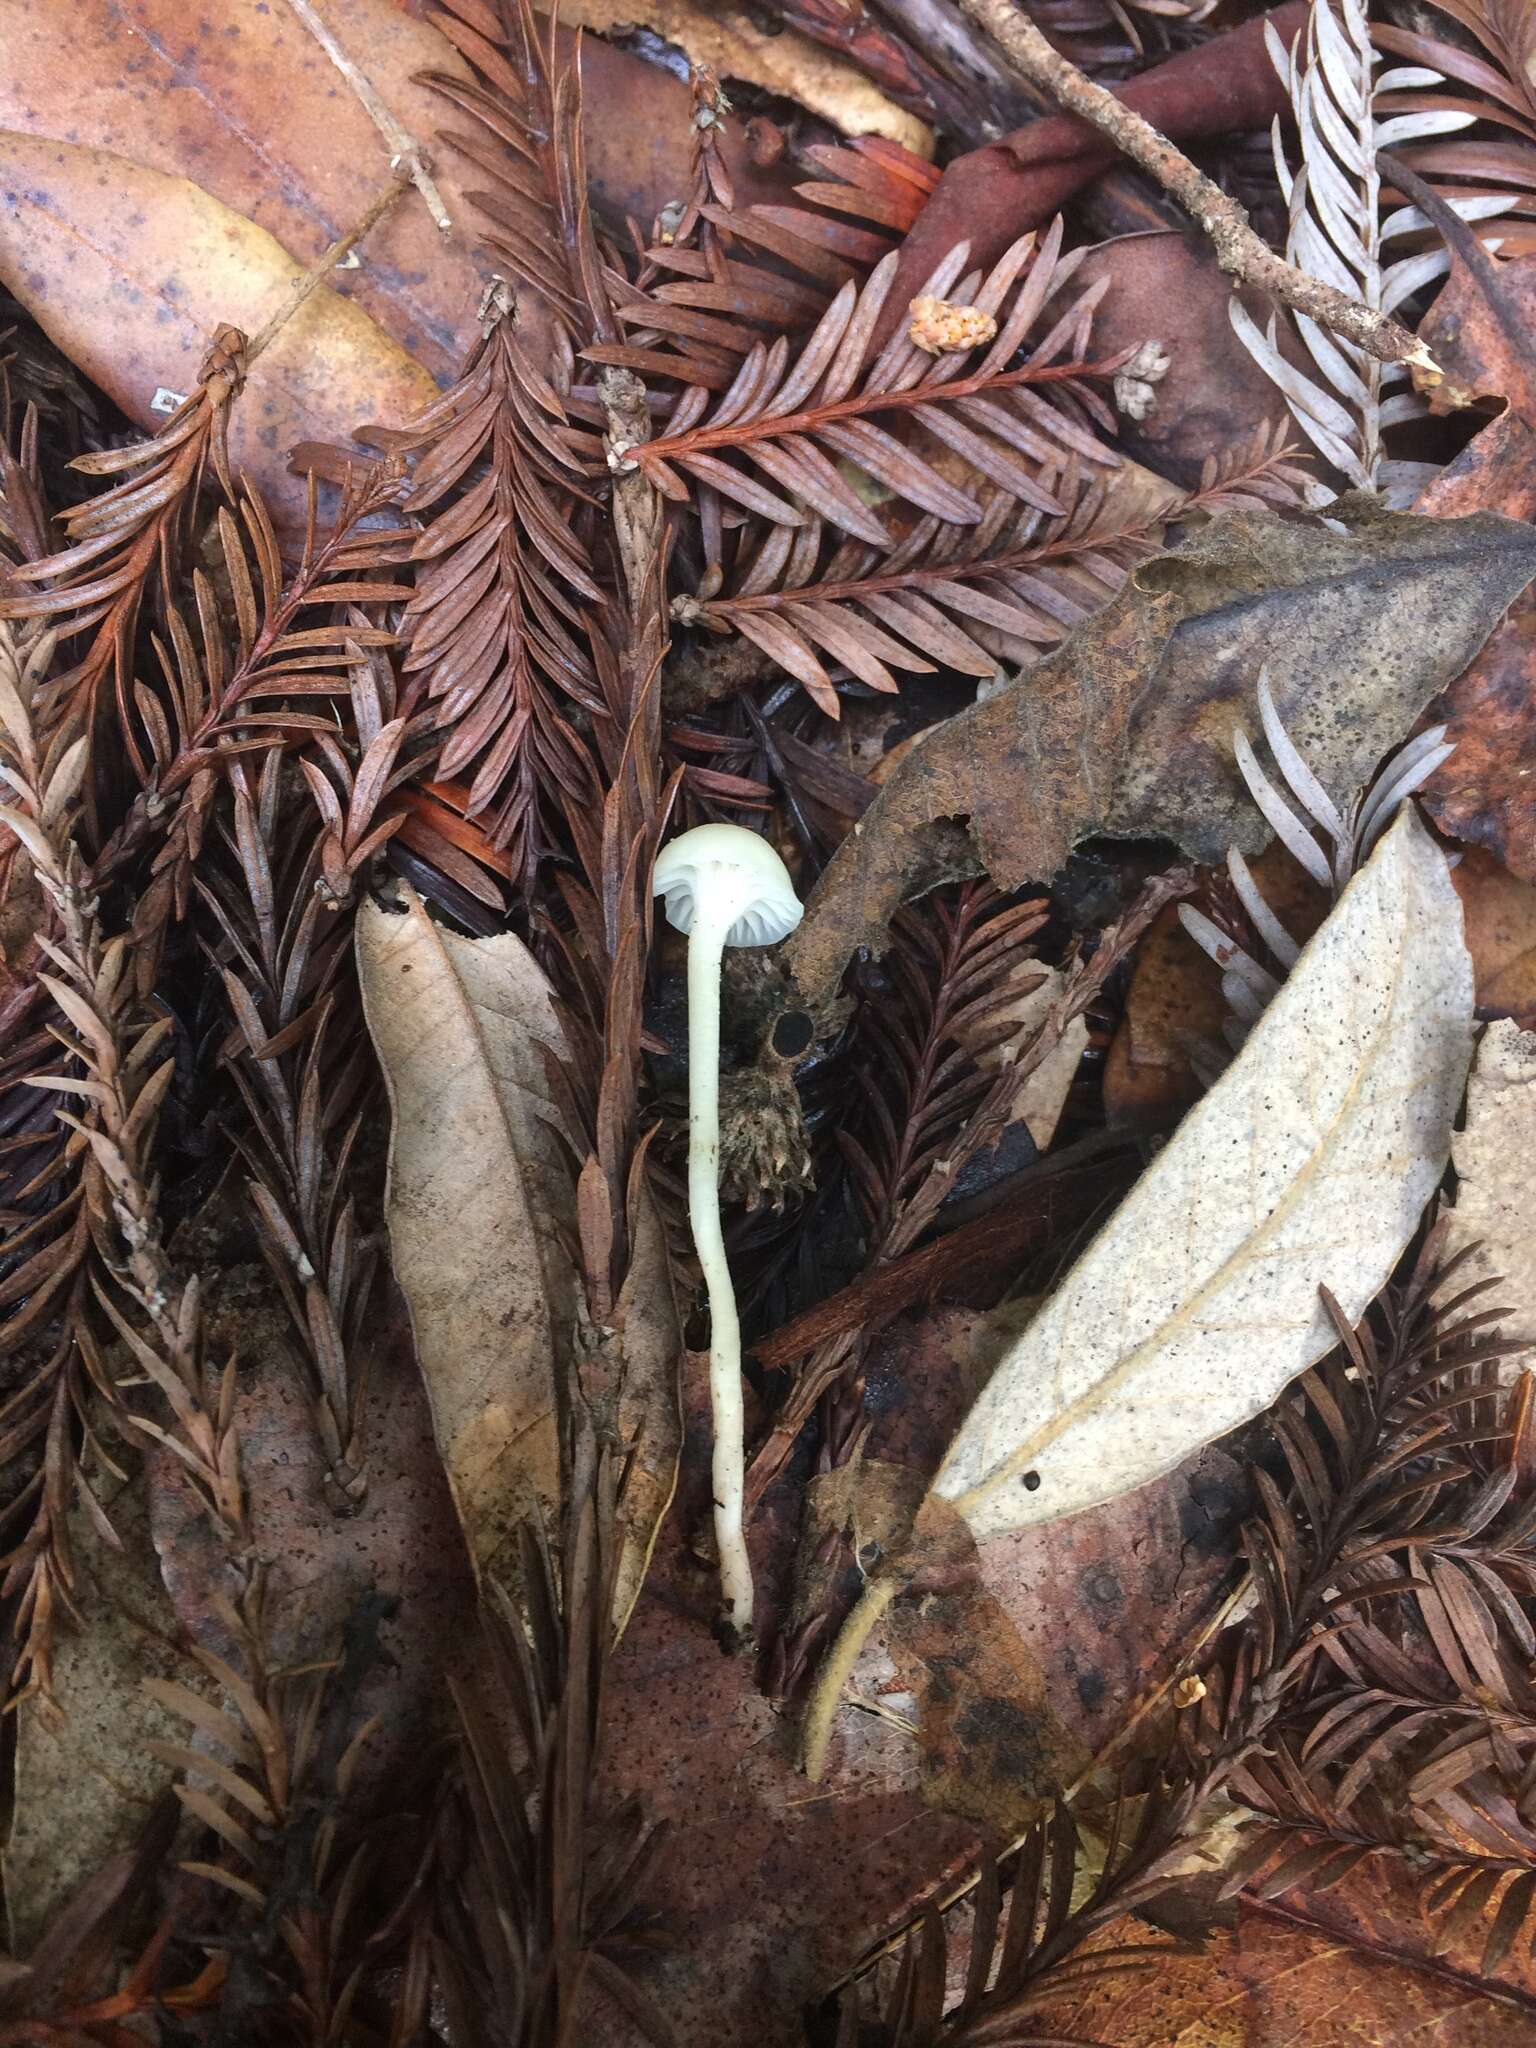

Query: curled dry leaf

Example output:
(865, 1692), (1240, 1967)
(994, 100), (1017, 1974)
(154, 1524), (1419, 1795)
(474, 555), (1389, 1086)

(1404, 173), (1536, 523)
(561, 0), (934, 155)
(0, 132), (435, 534)
(356, 888), (576, 1584)
(870, 2), (1308, 351)
(1447, 1017), (1536, 1386)
(931, 808), (1472, 1534)
(806, 808), (1474, 1774)
(356, 889), (681, 1620)
(783, 506), (1536, 1018)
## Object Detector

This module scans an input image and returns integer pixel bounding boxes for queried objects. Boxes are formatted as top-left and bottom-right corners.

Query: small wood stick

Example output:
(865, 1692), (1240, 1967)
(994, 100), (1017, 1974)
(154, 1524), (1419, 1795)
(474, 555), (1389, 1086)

(247, 173), (413, 364)
(284, 0), (453, 233)
(956, 0), (1436, 373)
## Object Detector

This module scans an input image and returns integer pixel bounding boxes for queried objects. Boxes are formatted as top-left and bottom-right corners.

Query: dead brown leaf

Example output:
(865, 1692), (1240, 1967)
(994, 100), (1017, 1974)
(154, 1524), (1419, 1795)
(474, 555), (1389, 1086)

(1105, 843), (1327, 1123)
(356, 888), (577, 1582)
(1, 1463), (209, 1952)
(807, 814), (1474, 1782)
(356, 887), (681, 1622)
(0, 0), (801, 384)
(0, 0), (481, 379)
(1392, 190), (1536, 874)
(1068, 230), (1291, 491)
(1235, 1828), (1536, 2014)
(0, 132), (435, 534)
(780, 1308), (1243, 1840)
(784, 507), (1536, 1016)
(1107, 843), (1536, 1122)
(1422, 598), (1536, 883)
(599, 1349), (980, 2048)
(146, 1261), (475, 1798)
(1456, 846), (1536, 1022)
(1414, 243), (1536, 522)
(1051, 1903), (1536, 2045)
(886, 1520), (1089, 1840)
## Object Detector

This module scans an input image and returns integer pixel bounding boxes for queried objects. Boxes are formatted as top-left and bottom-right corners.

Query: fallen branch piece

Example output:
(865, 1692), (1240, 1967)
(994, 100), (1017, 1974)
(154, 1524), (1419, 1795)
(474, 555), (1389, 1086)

(956, 0), (1434, 372)
(284, 0), (452, 232)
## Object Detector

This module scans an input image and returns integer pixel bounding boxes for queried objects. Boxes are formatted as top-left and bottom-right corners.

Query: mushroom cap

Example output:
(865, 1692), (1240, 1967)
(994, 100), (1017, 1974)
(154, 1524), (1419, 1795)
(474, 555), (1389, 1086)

(652, 822), (803, 948)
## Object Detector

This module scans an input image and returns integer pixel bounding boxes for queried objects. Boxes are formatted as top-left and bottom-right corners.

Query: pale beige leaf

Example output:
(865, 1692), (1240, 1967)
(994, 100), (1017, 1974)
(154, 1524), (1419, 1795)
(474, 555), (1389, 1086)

(357, 888), (682, 1621)
(357, 887), (576, 1586)
(1447, 1017), (1536, 1382)
(933, 806), (1473, 1540)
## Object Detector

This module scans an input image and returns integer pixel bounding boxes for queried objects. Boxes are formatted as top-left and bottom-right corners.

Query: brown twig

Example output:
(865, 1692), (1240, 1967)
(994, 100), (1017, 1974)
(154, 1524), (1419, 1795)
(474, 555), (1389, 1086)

(246, 172), (414, 363)
(283, 0), (453, 231)
(955, 0), (1436, 372)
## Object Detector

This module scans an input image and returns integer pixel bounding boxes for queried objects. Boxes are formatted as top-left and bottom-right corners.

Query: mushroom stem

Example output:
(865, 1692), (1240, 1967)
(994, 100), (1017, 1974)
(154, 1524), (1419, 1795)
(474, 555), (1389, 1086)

(685, 904), (754, 1637)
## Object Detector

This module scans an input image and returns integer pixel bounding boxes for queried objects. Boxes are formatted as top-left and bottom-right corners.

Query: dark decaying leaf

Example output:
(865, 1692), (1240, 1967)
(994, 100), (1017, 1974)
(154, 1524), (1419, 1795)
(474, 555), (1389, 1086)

(2, 1467), (202, 1952)
(780, 505), (1536, 1016)
(1388, 183), (1536, 879)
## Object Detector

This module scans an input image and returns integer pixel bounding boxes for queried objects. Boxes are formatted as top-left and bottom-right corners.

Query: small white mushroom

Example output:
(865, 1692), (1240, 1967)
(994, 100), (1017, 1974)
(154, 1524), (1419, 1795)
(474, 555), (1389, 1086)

(653, 823), (803, 1639)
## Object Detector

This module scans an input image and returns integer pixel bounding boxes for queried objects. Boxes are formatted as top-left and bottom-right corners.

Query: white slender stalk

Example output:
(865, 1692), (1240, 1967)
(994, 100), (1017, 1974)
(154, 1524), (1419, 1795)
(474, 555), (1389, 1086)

(653, 822), (801, 1637)
(685, 904), (754, 1637)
